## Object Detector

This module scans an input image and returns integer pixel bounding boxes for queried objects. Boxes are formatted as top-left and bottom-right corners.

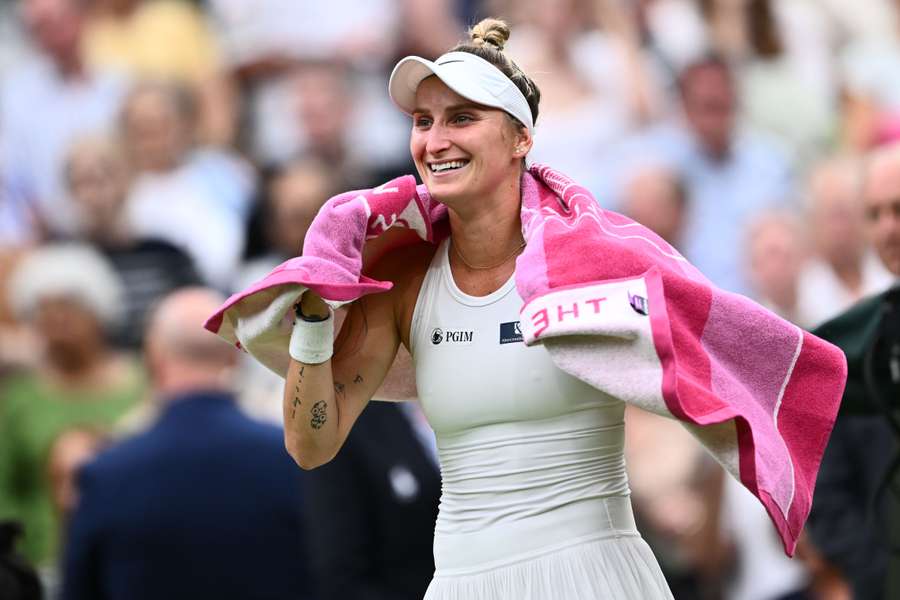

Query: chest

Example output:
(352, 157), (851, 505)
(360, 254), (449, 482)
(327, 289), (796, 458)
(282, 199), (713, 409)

(411, 272), (609, 435)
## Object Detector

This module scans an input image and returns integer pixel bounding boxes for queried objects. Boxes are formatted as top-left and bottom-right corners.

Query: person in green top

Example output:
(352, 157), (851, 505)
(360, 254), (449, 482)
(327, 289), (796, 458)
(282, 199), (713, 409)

(0, 244), (146, 568)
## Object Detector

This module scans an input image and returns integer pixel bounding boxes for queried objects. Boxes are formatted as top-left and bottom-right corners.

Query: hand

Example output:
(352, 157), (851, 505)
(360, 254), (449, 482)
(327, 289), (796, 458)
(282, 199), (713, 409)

(299, 292), (330, 320)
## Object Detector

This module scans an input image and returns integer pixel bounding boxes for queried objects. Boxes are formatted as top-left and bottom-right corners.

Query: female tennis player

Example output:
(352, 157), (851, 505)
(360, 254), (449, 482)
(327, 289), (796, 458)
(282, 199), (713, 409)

(283, 18), (673, 599)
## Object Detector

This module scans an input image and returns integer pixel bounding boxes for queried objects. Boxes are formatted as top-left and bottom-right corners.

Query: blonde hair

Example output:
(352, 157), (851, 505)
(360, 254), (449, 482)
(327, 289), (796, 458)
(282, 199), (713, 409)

(451, 18), (541, 126)
(470, 18), (510, 51)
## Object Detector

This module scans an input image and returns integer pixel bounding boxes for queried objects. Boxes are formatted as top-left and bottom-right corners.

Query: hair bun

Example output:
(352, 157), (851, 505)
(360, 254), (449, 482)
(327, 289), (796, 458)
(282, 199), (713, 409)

(469, 18), (510, 52)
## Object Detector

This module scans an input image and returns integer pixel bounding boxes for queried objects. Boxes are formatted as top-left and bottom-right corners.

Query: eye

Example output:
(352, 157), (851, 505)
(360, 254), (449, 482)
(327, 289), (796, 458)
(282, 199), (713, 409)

(452, 114), (474, 124)
(414, 116), (432, 129)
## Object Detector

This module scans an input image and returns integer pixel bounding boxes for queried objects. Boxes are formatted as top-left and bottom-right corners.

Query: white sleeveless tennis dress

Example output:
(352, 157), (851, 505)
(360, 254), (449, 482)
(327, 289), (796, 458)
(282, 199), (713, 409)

(410, 239), (673, 600)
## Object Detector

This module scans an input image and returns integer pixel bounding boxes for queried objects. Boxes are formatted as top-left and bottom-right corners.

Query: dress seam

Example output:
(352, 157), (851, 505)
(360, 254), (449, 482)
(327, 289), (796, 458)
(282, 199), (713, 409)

(431, 529), (641, 578)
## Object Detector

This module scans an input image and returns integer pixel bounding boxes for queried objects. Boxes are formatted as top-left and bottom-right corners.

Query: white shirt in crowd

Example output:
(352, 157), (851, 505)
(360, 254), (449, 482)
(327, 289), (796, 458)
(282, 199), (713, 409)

(797, 251), (896, 328)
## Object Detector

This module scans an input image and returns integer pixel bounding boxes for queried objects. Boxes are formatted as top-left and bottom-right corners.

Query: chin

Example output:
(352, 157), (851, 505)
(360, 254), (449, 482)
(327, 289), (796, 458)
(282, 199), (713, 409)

(425, 187), (461, 206)
(424, 179), (470, 205)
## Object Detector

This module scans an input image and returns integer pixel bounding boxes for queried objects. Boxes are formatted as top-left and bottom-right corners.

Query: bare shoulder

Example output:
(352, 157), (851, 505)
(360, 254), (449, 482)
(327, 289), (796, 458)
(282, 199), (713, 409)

(368, 241), (437, 288)
(367, 241), (437, 346)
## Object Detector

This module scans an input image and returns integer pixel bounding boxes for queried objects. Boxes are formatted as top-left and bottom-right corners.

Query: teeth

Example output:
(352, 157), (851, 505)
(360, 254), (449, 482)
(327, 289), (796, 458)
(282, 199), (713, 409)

(430, 160), (467, 173)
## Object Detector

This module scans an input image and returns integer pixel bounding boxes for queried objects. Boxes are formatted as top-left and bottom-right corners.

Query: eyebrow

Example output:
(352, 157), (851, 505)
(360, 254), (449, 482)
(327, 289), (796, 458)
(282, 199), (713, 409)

(411, 102), (485, 115)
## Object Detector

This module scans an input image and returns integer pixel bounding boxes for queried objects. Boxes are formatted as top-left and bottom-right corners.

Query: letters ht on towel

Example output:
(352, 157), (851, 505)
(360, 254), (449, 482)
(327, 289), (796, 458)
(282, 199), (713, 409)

(530, 297), (608, 338)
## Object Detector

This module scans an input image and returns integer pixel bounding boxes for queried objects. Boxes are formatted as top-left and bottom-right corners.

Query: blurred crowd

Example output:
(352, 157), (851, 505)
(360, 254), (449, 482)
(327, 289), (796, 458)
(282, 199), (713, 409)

(1, 0), (899, 599)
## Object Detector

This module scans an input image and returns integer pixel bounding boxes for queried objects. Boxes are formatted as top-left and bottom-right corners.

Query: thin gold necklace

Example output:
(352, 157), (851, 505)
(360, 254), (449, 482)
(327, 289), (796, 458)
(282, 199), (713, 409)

(451, 238), (526, 270)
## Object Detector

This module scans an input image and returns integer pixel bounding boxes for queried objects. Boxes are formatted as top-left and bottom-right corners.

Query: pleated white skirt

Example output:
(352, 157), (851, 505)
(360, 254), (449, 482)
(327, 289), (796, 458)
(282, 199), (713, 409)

(424, 532), (672, 600)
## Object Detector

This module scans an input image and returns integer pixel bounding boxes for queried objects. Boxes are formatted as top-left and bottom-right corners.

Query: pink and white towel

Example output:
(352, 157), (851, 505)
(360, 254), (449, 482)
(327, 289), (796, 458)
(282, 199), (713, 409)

(205, 165), (847, 556)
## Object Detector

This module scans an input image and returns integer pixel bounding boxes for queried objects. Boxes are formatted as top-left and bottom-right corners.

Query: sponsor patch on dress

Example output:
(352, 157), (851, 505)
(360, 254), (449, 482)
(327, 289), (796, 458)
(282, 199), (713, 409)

(431, 328), (474, 345)
(499, 321), (524, 344)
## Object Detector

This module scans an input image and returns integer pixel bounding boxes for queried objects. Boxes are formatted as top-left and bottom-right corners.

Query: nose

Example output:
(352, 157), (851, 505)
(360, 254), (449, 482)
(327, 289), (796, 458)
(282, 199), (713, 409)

(424, 123), (452, 156)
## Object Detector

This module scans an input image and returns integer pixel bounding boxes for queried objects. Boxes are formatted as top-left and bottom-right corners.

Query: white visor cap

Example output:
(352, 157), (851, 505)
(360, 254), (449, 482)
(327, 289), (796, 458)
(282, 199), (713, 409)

(388, 51), (534, 133)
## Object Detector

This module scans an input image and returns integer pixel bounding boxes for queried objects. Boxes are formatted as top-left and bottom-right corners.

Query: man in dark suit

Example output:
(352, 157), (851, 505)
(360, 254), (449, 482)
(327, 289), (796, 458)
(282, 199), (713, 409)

(305, 392), (440, 600)
(808, 144), (900, 600)
(61, 288), (314, 600)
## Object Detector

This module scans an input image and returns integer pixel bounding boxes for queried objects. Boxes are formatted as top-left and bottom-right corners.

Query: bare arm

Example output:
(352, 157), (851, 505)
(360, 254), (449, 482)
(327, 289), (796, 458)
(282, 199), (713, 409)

(282, 244), (432, 469)
(283, 290), (400, 469)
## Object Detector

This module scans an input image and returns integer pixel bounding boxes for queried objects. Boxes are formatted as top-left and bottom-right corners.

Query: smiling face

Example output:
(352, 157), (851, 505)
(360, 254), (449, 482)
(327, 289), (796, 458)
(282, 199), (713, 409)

(410, 76), (531, 208)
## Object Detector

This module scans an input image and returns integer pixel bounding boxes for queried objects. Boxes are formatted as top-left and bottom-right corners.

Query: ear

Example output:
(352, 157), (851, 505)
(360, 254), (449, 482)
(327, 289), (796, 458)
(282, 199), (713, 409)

(512, 125), (534, 159)
(144, 333), (165, 383)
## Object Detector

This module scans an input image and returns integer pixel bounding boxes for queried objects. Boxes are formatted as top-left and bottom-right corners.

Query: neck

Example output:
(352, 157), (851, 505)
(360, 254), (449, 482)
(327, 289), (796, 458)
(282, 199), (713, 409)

(53, 51), (85, 81)
(829, 255), (863, 293)
(446, 174), (524, 271)
(770, 287), (798, 316)
(46, 345), (109, 385)
(701, 140), (730, 163)
(155, 367), (232, 399)
(88, 216), (131, 248)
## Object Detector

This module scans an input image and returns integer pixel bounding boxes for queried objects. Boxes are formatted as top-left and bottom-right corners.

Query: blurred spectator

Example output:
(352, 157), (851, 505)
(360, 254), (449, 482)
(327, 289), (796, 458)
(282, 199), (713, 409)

(746, 211), (809, 326)
(291, 62), (378, 188)
(0, 244), (145, 569)
(41, 428), (107, 599)
(698, 0), (835, 167)
(120, 80), (252, 289)
(82, 0), (219, 84)
(627, 55), (793, 294)
(506, 0), (664, 202)
(0, 0), (32, 77)
(0, 522), (42, 600)
(273, 61), (411, 187)
(720, 476), (813, 600)
(865, 144), (900, 277)
(625, 406), (730, 600)
(45, 428), (105, 527)
(620, 164), (687, 248)
(206, 0), (406, 166)
(395, 0), (462, 58)
(60, 288), (314, 600)
(820, 0), (897, 44)
(838, 0), (900, 149)
(796, 157), (894, 327)
(636, 0), (707, 76)
(81, 0), (237, 146)
(233, 157), (337, 422)
(305, 400), (440, 600)
(207, 0), (398, 71)
(65, 134), (201, 348)
(233, 157), (337, 291)
(0, 0), (129, 242)
(630, 314), (816, 600)
(0, 245), (37, 372)
(808, 143), (900, 600)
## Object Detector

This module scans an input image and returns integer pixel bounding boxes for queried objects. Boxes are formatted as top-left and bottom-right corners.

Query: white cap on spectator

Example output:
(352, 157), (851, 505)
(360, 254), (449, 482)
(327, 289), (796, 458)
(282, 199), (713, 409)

(389, 51), (534, 133)
(8, 243), (125, 330)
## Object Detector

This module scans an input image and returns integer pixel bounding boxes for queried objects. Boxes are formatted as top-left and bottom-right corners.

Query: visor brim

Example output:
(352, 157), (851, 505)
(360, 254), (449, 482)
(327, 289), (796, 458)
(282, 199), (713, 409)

(388, 56), (510, 117)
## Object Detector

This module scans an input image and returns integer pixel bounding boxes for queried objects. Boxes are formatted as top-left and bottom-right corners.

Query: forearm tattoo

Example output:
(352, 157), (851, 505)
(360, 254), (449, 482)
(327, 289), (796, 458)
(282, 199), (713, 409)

(291, 365), (304, 420)
(297, 373), (358, 428)
(310, 400), (327, 430)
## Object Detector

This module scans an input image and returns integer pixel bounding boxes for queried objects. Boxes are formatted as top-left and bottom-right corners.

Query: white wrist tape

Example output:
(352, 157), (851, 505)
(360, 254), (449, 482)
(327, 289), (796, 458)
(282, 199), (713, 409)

(289, 311), (334, 364)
